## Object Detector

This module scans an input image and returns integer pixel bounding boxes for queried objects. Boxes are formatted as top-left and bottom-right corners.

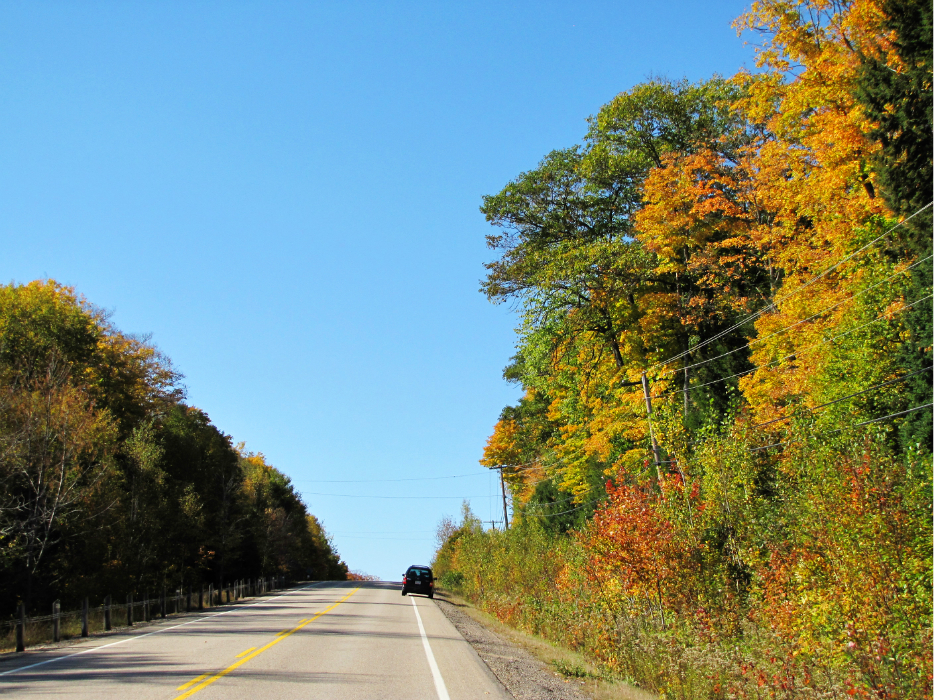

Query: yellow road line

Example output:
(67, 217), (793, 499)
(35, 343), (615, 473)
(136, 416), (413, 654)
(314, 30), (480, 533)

(176, 673), (209, 691)
(174, 587), (359, 700)
(235, 647), (257, 658)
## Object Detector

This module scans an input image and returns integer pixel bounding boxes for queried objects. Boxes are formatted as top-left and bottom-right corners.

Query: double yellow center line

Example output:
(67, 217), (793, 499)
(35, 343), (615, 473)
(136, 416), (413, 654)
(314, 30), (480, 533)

(174, 586), (359, 699)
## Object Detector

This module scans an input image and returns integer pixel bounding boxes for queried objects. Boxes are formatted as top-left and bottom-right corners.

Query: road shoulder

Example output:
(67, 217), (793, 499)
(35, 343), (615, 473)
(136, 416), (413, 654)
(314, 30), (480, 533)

(432, 590), (584, 699)
(434, 590), (653, 700)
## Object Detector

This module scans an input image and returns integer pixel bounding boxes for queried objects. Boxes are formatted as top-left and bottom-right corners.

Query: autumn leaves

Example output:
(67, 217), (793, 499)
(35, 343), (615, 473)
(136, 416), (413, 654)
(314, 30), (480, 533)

(0, 280), (348, 623)
(448, 1), (932, 698)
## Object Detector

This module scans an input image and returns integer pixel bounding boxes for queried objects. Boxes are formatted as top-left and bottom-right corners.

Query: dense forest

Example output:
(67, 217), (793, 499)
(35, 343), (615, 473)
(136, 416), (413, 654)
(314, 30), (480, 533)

(434, 1), (932, 698)
(0, 280), (347, 619)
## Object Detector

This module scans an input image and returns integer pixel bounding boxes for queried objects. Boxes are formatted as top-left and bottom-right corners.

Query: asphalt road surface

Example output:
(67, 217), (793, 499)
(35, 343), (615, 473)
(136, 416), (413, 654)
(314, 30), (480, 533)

(0, 581), (511, 699)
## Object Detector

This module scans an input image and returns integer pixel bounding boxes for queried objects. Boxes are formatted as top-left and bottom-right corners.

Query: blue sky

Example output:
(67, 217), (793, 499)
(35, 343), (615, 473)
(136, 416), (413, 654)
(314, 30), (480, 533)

(1, 1), (754, 580)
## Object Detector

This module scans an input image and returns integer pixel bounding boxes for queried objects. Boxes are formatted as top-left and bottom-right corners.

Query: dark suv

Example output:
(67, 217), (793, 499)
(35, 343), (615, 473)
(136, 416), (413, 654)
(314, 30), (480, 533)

(401, 565), (434, 598)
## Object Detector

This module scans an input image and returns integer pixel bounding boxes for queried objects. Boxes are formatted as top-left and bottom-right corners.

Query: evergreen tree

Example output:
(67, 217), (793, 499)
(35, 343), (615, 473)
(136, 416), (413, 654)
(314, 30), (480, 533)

(856, 0), (933, 449)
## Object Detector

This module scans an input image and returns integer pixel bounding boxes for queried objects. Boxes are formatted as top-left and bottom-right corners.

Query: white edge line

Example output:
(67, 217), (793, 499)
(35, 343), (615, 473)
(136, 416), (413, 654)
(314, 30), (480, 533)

(410, 596), (450, 700)
(0, 582), (330, 678)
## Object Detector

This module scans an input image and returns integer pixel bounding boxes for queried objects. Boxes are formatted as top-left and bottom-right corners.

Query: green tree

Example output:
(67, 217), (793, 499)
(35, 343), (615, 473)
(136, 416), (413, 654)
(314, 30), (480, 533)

(855, 0), (933, 449)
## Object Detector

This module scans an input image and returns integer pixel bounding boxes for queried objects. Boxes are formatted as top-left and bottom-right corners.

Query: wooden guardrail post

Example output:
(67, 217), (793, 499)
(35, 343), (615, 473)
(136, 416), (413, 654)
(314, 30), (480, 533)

(52, 600), (61, 642)
(160, 588), (166, 619)
(199, 584), (204, 610)
(15, 602), (25, 652)
(143, 593), (149, 622)
(127, 593), (133, 627)
(186, 587), (191, 612)
(82, 597), (89, 637)
(104, 595), (112, 631)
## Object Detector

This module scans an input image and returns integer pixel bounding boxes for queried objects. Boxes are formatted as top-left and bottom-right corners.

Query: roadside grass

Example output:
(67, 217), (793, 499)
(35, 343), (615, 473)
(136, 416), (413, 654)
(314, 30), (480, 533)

(438, 589), (656, 700)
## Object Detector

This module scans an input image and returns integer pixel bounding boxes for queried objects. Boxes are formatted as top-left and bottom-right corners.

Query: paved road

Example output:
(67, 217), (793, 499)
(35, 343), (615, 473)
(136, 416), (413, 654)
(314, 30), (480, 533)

(0, 581), (511, 699)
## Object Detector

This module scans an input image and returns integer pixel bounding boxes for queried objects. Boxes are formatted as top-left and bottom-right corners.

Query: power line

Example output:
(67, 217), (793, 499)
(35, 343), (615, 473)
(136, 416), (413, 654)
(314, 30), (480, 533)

(645, 201), (933, 374)
(301, 492), (494, 500)
(335, 535), (434, 541)
(485, 458), (543, 472)
(520, 497), (607, 518)
(661, 367), (932, 453)
(295, 472), (487, 484)
(523, 493), (585, 508)
(652, 292), (933, 400)
(659, 253), (933, 379)
(748, 402), (934, 453)
(745, 365), (932, 432)
(332, 530), (435, 534)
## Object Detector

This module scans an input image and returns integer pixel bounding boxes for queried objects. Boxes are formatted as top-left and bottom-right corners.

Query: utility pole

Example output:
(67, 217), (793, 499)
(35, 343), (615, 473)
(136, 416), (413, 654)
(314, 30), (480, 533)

(499, 468), (509, 529)
(641, 372), (663, 474)
(488, 466), (511, 529)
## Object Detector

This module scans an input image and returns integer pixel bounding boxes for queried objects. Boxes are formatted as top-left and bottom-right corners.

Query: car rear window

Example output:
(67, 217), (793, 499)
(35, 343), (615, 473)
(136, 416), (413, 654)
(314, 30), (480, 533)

(408, 568), (430, 578)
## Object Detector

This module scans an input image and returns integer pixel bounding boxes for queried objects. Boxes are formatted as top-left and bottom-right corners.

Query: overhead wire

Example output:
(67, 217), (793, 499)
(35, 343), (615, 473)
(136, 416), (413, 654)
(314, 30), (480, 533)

(661, 366), (934, 453)
(301, 492), (493, 500)
(651, 368), (932, 461)
(294, 472), (488, 484)
(292, 460), (545, 487)
(644, 201), (933, 375)
(748, 402), (934, 453)
(651, 292), (933, 400)
(522, 492), (586, 508)
(744, 365), (933, 433)
(657, 253), (933, 379)
(520, 497), (607, 518)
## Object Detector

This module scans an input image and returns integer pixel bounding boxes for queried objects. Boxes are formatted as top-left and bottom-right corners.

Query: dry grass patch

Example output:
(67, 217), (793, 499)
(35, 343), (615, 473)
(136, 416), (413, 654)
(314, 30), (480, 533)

(440, 590), (655, 700)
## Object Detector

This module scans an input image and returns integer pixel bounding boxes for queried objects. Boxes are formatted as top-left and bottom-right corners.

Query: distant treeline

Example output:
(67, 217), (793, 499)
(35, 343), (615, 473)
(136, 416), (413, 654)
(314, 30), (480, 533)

(436, 1), (932, 699)
(0, 281), (347, 617)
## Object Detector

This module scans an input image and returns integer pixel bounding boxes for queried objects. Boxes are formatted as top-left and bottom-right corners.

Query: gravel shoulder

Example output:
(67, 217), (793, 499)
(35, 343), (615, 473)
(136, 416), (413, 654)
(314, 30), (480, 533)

(433, 590), (655, 700)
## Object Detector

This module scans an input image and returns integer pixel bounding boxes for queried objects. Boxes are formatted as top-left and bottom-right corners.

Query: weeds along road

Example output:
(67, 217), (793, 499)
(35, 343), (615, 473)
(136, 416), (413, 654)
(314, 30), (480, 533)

(0, 581), (510, 700)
